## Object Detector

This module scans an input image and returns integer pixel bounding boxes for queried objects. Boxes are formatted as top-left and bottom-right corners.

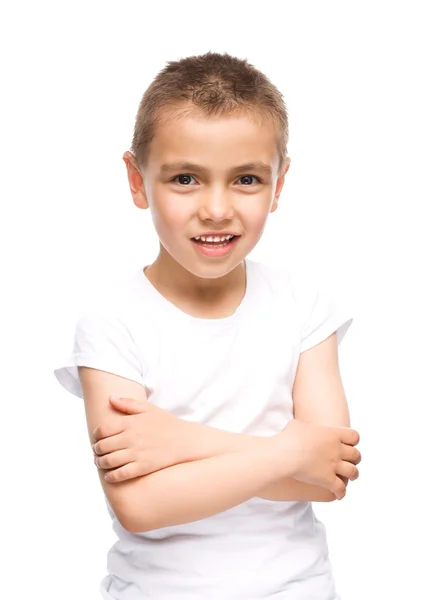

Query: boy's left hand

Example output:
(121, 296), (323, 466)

(92, 397), (191, 483)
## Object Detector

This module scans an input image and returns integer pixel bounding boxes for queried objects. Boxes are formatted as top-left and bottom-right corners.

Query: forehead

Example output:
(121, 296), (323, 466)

(146, 108), (280, 173)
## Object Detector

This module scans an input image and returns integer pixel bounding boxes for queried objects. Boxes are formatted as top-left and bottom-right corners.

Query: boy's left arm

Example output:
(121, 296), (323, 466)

(257, 331), (352, 502)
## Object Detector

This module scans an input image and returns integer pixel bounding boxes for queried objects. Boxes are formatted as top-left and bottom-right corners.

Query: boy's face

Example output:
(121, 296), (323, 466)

(124, 108), (290, 280)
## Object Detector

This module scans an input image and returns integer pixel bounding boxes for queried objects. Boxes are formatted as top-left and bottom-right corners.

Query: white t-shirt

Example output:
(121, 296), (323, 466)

(54, 259), (353, 600)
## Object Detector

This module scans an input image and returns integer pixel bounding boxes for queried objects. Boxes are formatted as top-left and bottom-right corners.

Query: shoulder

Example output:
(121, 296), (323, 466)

(248, 260), (353, 342)
(250, 259), (342, 304)
(76, 267), (154, 328)
(247, 259), (317, 306)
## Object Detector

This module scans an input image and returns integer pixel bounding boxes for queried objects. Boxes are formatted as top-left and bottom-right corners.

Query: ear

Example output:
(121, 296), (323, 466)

(270, 157), (291, 213)
(123, 151), (149, 209)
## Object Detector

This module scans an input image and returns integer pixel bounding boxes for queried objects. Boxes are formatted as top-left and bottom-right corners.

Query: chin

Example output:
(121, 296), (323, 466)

(189, 260), (244, 280)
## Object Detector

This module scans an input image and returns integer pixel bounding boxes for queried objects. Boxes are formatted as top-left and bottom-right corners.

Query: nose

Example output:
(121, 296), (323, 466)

(198, 190), (235, 222)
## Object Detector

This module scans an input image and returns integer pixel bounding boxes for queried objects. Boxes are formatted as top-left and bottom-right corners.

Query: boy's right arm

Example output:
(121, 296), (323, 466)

(79, 366), (294, 532)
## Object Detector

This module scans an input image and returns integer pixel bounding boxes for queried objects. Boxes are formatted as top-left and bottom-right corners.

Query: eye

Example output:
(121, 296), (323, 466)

(171, 174), (197, 185)
(237, 175), (262, 185)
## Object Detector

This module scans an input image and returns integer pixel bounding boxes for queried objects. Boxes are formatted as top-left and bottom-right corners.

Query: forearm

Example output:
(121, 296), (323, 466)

(257, 478), (335, 502)
(179, 419), (334, 502)
(179, 419), (261, 459)
(122, 442), (292, 533)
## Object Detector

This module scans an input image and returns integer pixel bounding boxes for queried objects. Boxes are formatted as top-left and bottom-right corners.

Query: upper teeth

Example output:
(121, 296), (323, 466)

(194, 234), (235, 242)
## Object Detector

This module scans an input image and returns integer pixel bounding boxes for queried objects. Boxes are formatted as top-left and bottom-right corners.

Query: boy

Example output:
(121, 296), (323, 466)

(54, 51), (361, 599)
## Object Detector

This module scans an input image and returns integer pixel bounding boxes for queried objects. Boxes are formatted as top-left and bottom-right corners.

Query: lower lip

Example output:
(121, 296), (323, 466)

(191, 236), (240, 258)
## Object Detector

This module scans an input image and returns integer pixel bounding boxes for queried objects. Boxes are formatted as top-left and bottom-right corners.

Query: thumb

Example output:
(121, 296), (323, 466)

(109, 395), (146, 414)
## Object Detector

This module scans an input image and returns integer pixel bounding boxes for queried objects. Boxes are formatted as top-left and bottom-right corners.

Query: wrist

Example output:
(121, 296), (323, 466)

(262, 433), (297, 480)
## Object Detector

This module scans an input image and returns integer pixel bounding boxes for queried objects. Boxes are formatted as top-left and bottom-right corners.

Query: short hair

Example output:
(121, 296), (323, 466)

(130, 51), (289, 173)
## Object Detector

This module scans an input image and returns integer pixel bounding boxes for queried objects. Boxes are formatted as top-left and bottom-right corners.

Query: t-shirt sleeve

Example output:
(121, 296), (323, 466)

(53, 309), (144, 399)
(290, 269), (354, 353)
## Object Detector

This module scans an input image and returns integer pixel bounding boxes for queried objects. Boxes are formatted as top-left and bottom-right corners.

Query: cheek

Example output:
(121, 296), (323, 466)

(150, 195), (191, 236)
(241, 197), (274, 231)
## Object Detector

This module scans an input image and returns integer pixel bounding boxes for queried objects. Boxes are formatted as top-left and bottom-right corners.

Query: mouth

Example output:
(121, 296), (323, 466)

(191, 234), (240, 247)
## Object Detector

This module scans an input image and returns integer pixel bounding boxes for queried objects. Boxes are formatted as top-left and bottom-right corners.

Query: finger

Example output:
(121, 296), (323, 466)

(93, 432), (129, 456)
(340, 427), (360, 446)
(109, 395), (147, 415)
(337, 460), (359, 481)
(332, 476), (347, 500)
(104, 462), (141, 483)
(341, 445), (362, 465)
(93, 421), (125, 443)
(95, 449), (134, 470)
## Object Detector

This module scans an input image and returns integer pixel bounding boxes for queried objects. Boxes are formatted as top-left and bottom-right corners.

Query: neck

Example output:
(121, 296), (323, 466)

(144, 247), (247, 318)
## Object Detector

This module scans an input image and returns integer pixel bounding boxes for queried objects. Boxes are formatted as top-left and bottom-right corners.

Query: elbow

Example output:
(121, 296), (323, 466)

(118, 514), (152, 534)
(111, 502), (150, 534)
(118, 503), (159, 534)
(124, 519), (151, 534)
(124, 509), (180, 534)
(100, 473), (160, 533)
(120, 510), (154, 534)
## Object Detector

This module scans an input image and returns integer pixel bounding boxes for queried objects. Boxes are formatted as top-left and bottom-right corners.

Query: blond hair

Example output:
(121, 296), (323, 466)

(131, 51), (289, 173)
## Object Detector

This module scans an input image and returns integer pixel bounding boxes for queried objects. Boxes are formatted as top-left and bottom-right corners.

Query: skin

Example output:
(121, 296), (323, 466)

(123, 106), (290, 318)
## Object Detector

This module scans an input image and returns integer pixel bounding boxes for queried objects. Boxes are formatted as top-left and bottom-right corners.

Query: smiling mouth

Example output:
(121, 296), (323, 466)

(191, 234), (240, 246)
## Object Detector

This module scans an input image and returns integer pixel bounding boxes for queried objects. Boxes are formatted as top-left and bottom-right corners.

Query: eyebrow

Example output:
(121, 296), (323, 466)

(159, 161), (273, 175)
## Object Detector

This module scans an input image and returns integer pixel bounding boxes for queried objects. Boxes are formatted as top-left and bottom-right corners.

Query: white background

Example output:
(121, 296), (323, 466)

(2, 1), (425, 598)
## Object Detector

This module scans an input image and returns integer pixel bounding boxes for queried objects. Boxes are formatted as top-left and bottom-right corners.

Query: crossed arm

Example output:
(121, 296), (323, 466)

(80, 332), (352, 532)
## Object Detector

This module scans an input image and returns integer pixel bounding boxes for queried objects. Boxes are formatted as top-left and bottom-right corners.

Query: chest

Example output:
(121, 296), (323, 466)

(134, 306), (302, 434)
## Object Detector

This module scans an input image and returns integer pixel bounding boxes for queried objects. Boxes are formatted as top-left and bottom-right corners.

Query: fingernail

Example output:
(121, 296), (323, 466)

(109, 395), (120, 401)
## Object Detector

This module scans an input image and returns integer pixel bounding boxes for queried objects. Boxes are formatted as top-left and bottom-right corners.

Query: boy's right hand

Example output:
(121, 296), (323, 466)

(271, 419), (361, 500)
